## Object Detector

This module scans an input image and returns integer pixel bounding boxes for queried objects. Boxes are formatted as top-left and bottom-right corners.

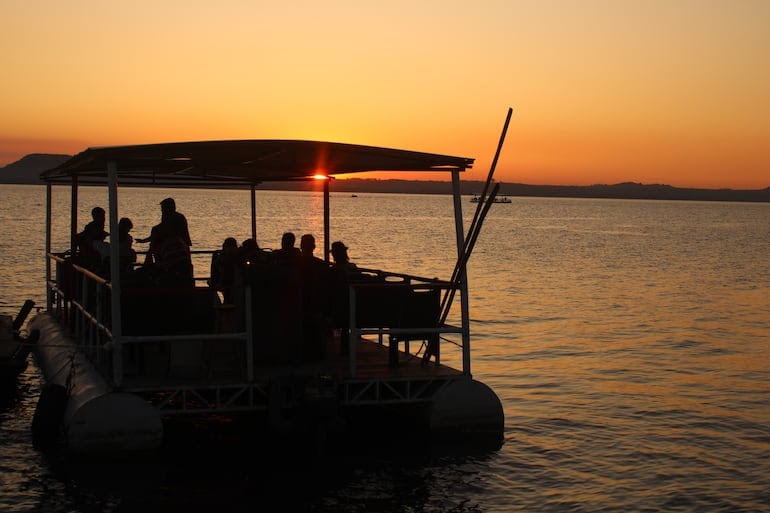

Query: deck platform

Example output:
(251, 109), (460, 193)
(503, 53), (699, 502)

(119, 334), (463, 415)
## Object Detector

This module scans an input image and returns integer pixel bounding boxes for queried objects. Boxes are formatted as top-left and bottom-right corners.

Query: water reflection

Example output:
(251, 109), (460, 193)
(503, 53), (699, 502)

(2, 188), (770, 512)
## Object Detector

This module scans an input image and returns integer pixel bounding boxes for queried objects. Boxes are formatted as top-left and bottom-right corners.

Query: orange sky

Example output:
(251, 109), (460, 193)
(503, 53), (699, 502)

(2, 1), (768, 189)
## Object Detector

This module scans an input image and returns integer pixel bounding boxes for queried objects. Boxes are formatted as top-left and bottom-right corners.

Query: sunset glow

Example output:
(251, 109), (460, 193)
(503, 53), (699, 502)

(1, 1), (768, 189)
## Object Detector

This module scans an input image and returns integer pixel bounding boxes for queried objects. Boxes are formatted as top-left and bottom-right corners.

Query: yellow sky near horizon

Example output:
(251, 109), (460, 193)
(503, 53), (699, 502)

(1, 0), (768, 189)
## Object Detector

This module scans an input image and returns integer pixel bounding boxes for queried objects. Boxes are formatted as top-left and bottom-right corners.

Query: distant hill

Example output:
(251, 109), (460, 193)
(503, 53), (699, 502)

(494, 181), (770, 203)
(0, 153), (71, 184)
(1, 153), (768, 202)
(269, 178), (770, 202)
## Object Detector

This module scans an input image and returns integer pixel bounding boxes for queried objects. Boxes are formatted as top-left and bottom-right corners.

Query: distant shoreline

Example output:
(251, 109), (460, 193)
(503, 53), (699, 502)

(2, 153), (769, 203)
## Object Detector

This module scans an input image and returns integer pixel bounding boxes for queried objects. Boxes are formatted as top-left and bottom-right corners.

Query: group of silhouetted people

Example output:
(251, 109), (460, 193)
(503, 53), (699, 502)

(208, 231), (356, 301)
(205, 231), (360, 362)
(75, 197), (193, 287)
(75, 202), (365, 362)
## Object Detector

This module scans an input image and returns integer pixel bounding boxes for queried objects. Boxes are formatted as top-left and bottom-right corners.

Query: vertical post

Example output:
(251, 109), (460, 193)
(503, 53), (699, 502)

(245, 285), (254, 381)
(323, 179), (330, 262)
(70, 176), (79, 255)
(348, 285), (356, 376)
(107, 162), (123, 387)
(451, 170), (471, 376)
(46, 183), (53, 311)
(250, 184), (257, 242)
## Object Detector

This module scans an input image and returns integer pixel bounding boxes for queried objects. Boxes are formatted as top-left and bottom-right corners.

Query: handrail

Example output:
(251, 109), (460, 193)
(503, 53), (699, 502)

(70, 262), (111, 287)
(355, 267), (457, 288)
(346, 278), (456, 375)
(45, 251), (255, 385)
(47, 250), (456, 383)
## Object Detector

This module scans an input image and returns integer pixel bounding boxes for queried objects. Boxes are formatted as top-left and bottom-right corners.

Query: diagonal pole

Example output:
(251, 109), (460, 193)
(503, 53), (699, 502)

(438, 107), (513, 319)
(440, 182), (500, 324)
(468, 107), (513, 245)
(425, 182), (501, 363)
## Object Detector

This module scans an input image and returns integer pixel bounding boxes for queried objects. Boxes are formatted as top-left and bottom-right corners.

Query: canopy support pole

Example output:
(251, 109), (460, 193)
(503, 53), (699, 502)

(70, 177), (79, 255)
(250, 184), (257, 242)
(108, 162), (123, 387)
(323, 179), (331, 261)
(451, 170), (471, 375)
(45, 183), (52, 311)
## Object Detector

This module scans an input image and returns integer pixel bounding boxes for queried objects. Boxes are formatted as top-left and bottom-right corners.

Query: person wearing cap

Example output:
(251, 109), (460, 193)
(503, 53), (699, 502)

(328, 240), (358, 355)
(329, 241), (356, 271)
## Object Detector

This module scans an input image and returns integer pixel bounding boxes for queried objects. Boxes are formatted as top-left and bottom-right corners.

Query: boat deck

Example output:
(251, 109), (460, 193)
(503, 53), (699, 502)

(119, 333), (464, 413)
(123, 333), (461, 386)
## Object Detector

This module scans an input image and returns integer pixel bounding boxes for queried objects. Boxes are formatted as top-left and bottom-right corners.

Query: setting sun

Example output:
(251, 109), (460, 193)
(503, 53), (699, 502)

(1, 1), (768, 189)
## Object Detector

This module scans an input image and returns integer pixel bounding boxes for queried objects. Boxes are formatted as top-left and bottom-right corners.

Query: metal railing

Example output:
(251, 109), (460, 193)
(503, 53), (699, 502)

(45, 252), (465, 391)
(345, 269), (465, 375)
(47, 252), (252, 387)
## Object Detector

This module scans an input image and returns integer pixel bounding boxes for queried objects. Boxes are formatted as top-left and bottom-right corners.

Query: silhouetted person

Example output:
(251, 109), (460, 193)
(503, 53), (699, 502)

(240, 238), (270, 266)
(136, 197), (191, 248)
(159, 197), (192, 247)
(117, 217), (137, 273)
(209, 237), (242, 304)
(298, 234), (330, 361)
(76, 206), (109, 265)
(328, 241), (359, 354)
(330, 240), (357, 272)
(135, 198), (194, 284)
(272, 231), (301, 266)
(138, 221), (193, 287)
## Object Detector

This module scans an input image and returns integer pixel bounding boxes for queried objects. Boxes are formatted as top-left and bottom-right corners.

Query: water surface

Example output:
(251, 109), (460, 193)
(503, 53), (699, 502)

(1, 185), (769, 512)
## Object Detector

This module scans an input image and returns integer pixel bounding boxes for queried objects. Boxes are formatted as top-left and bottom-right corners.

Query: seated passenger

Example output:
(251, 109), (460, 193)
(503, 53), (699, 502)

(209, 237), (242, 304)
(298, 234), (331, 361)
(328, 241), (358, 353)
(118, 217), (137, 273)
(329, 241), (357, 273)
(271, 231), (301, 266)
(76, 206), (109, 265)
(240, 238), (270, 266)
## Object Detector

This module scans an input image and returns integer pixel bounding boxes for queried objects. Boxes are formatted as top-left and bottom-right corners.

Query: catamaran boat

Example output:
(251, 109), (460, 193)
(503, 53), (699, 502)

(30, 139), (504, 457)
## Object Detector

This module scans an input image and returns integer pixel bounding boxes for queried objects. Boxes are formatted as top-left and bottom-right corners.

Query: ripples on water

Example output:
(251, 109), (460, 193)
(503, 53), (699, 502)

(1, 185), (769, 512)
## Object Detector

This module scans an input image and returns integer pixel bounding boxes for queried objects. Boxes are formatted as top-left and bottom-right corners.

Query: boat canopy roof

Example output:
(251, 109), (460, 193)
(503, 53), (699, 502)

(41, 139), (474, 186)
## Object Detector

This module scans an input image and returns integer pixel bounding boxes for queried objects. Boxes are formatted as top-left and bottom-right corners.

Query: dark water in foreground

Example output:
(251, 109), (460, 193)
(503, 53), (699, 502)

(1, 185), (769, 512)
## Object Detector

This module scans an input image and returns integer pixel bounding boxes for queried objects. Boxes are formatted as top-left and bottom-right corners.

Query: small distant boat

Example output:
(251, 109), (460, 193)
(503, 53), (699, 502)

(470, 194), (511, 204)
(351, 194), (358, 198)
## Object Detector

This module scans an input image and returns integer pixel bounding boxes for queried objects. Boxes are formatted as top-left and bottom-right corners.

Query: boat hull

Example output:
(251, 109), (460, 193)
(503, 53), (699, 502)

(30, 311), (503, 456)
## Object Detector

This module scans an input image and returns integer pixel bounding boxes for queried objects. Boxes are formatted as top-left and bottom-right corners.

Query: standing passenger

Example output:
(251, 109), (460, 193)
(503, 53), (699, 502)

(159, 197), (192, 247)
(135, 197), (194, 285)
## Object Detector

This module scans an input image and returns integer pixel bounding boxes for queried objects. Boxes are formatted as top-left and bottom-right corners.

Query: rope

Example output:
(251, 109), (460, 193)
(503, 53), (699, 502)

(65, 351), (77, 396)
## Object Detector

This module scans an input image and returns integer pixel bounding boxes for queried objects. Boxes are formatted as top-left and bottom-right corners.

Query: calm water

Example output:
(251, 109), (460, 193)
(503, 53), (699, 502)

(1, 184), (769, 512)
